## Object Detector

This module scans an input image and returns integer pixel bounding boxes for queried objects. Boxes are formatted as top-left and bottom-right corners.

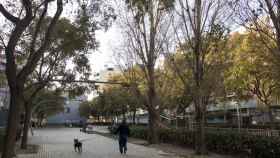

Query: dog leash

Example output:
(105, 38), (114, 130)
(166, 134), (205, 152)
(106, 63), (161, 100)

(79, 137), (95, 142)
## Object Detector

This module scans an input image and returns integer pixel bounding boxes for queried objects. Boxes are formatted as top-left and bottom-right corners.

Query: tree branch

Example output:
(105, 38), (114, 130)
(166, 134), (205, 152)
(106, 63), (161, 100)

(0, 4), (20, 23)
(18, 0), (63, 82)
(29, 2), (48, 57)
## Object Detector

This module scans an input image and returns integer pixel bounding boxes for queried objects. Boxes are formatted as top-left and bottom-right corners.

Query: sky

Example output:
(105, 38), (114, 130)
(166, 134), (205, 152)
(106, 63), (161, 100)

(86, 24), (121, 100)
(89, 24), (121, 75)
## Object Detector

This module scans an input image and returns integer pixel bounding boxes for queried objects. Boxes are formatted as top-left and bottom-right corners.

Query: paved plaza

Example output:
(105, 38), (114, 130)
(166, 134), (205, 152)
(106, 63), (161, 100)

(18, 127), (176, 158)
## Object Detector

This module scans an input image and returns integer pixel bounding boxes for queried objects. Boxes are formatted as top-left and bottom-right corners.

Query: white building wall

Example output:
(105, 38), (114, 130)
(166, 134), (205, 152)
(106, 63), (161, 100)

(0, 88), (9, 109)
(0, 52), (9, 109)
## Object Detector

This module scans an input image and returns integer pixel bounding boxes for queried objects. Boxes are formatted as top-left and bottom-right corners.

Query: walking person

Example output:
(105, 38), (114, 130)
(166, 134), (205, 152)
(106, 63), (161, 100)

(30, 120), (35, 136)
(115, 119), (130, 154)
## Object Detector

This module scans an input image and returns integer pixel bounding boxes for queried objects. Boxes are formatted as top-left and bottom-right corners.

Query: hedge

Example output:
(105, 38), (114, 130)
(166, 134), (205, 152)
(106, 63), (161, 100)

(206, 123), (280, 130)
(109, 126), (280, 158)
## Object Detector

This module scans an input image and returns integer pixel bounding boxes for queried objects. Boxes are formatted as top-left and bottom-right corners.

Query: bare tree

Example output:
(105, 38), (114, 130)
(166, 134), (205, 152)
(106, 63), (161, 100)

(116, 0), (174, 143)
(232, 0), (280, 88)
(232, 0), (280, 57)
(173, 0), (230, 154)
(113, 39), (148, 124)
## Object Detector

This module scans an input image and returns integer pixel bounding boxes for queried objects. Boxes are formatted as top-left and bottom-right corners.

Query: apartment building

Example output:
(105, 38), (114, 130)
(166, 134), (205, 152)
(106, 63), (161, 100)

(0, 48), (9, 110)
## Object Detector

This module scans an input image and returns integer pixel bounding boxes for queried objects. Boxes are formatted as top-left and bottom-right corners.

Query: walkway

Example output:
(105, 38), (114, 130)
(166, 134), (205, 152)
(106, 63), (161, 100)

(18, 128), (177, 158)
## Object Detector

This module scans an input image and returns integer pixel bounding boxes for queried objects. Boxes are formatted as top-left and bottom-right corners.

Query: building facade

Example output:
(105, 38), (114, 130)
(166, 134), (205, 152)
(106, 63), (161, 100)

(47, 95), (87, 126)
(0, 47), (9, 127)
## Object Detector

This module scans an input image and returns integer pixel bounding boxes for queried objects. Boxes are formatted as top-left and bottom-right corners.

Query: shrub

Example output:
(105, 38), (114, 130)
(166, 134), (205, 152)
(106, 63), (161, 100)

(0, 135), (3, 152)
(206, 123), (280, 130)
(114, 126), (280, 158)
(130, 126), (148, 140)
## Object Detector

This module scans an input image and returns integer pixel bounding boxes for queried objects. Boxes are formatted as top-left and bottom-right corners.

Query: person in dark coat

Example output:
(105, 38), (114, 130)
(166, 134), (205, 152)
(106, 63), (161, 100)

(115, 119), (130, 154)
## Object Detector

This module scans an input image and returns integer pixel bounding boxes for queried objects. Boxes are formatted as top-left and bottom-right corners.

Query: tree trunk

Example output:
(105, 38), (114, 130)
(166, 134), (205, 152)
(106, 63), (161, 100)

(148, 106), (161, 144)
(21, 105), (32, 149)
(1, 90), (22, 158)
(147, 65), (162, 144)
(183, 110), (187, 129)
(194, 96), (207, 155)
(192, 0), (207, 154)
(122, 107), (126, 120)
(224, 112), (227, 123)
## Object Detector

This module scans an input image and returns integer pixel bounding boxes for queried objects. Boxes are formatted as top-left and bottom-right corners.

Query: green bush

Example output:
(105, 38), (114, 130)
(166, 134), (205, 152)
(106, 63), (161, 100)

(130, 126), (149, 140)
(115, 126), (280, 158)
(206, 123), (280, 130)
(205, 131), (280, 158)
(0, 135), (3, 152)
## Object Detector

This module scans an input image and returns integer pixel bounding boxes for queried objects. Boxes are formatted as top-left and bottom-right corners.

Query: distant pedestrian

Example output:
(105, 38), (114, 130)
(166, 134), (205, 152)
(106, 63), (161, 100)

(30, 120), (35, 136)
(114, 119), (130, 154)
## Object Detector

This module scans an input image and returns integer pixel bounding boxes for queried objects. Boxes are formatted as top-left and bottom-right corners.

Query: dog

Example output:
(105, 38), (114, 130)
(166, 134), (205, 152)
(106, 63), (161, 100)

(74, 139), (82, 152)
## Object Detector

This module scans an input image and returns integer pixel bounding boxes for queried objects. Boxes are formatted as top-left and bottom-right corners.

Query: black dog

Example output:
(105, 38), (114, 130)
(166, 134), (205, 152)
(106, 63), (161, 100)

(74, 139), (82, 152)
